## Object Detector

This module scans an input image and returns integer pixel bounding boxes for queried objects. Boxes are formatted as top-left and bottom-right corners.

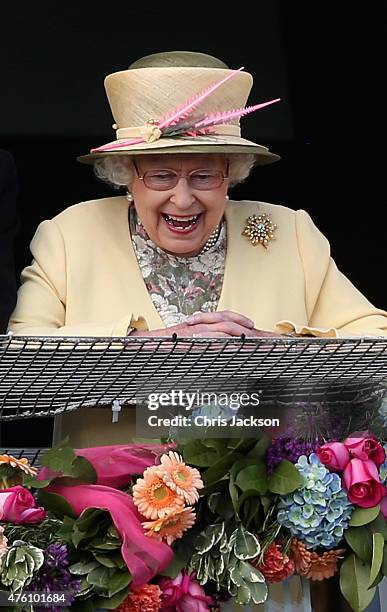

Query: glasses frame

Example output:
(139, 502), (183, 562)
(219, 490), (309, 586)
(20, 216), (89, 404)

(132, 159), (229, 191)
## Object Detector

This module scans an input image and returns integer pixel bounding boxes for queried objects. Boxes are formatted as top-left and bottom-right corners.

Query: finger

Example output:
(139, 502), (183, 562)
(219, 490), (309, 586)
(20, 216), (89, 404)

(250, 329), (282, 337)
(186, 310), (255, 329)
(193, 322), (253, 336)
(192, 331), (231, 337)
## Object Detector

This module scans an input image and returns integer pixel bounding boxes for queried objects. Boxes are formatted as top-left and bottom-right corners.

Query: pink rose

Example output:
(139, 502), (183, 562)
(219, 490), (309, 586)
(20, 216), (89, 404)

(159, 571), (213, 612)
(343, 459), (386, 508)
(317, 442), (350, 471)
(344, 437), (386, 467)
(0, 486), (47, 524)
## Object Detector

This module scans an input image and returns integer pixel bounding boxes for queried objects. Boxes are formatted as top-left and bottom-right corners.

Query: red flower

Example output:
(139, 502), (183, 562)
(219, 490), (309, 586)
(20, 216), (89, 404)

(344, 437), (385, 467)
(116, 584), (161, 612)
(158, 571), (213, 611)
(343, 459), (386, 508)
(254, 543), (295, 584)
(317, 442), (350, 472)
(0, 486), (47, 524)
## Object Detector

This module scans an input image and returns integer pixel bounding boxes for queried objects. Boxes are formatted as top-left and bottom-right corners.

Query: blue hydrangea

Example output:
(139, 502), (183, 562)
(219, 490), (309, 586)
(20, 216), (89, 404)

(277, 453), (354, 550)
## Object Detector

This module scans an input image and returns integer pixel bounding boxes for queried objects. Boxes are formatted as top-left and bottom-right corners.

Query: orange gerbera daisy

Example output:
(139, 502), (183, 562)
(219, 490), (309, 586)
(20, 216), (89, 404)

(158, 451), (204, 504)
(132, 465), (185, 519)
(0, 455), (37, 477)
(291, 539), (345, 580)
(142, 507), (196, 545)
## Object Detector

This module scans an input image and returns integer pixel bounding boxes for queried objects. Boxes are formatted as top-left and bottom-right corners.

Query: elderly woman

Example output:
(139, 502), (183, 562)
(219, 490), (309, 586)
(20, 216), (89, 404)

(8, 50), (387, 612)
(9, 50), (387, 447)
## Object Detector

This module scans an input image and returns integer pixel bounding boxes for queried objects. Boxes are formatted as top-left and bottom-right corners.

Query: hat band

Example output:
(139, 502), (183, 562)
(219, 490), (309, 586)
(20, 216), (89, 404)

(116, 124), (241, 140)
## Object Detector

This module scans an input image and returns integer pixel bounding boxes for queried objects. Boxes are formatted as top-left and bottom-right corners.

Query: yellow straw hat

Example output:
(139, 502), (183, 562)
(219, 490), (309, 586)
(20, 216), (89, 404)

(77, 51), (281, 165)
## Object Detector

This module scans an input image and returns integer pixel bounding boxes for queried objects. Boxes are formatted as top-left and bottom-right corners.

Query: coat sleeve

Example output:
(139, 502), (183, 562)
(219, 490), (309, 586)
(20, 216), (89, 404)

(276, 209), (387, 337)
(8, 219), (133, 337)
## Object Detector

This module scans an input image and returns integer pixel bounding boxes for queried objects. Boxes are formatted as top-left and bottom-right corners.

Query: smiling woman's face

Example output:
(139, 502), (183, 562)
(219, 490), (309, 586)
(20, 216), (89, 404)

(130, 154), (229, 256)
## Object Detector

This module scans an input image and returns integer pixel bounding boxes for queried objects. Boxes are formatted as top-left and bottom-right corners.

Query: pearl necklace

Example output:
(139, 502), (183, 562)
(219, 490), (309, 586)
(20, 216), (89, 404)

(199, 224), (221, 254)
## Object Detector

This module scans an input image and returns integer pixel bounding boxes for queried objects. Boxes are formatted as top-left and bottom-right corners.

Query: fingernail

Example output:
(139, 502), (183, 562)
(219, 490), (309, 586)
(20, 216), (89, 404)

(247, 319), (255, 328)
(186, 316), (196, 324)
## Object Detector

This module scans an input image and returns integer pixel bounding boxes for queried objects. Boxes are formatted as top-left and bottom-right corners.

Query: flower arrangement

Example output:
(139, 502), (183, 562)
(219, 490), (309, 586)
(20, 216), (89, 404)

(0, 432), (386, 611)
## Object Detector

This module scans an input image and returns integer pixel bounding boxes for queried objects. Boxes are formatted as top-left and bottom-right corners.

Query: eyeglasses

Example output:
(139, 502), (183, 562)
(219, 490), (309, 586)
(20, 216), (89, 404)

(133, 160), (228, 191)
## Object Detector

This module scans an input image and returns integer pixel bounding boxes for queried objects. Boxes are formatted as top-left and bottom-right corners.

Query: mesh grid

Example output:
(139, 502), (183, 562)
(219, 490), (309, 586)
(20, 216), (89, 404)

(1, 334), (386, 420)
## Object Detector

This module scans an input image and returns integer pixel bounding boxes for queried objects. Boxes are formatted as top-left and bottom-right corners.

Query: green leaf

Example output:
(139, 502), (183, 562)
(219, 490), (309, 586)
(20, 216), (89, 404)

(105, 570), (132, 598)
(93, 585), (130, 610)
(201, 478), (228, 497)
(247, 436), (271, 458)
(72, 456), (97, 484)
(369, 533), (384, 587)
(261, 495), (273, 515)
(239, 560), (265, 583)
(69, 559), (100, 575)
(229, 562), (244, 587)
(216, 491), (235, 520)
(207, 491), (222, 513)
(236, 491), (261, 515)
(22, 475), (52, 489)
(345, 527), (373, 563)
(369, 571), (384, 588)
(233, 525), (260, 560)
(89, 539), (122, 551)
(228, 457), (259, 517)
(235, 584), (251, 605)
(87, 566), (112, 590)
(349, 506), (381, 527)
(268, 460), (303, 494)
(194, 523), (224, 554)
(38, 490), (75, 517)
(368, 513), (387, 540)
(159, 553), (187, 578)
(250, 581), (268, 604)
(182, 440), (218, 466)
(203, 451), (243, 486)
(201, 438), (228, 453)
(40, 438), (76, 475)
(235, 463), (267, 495)
(93, 554), (118, 568)
(229, 468), (240, 517)
(76, 508), (108, 532)
(340, 555), (376, 612)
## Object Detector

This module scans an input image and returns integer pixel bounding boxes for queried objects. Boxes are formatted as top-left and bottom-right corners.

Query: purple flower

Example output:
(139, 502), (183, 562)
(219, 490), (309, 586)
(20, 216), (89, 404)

(266, 436), (319, 474)
(29, 543), (80, 611)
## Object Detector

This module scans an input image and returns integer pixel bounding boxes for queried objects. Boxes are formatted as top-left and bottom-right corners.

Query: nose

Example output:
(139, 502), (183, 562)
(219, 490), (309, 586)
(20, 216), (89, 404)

(168, 177), (196, 210)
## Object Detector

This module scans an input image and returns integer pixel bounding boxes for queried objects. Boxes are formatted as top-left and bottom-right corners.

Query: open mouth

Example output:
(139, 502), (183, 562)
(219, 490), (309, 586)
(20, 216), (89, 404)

(161, 213), (202, 233)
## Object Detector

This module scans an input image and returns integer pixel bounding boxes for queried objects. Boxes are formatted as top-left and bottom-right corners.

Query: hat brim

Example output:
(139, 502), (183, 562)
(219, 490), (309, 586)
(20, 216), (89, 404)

(77, 135), (280, 165)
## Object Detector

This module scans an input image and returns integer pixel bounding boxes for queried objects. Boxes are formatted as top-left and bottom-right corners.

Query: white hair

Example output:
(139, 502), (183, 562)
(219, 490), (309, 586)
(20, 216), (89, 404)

(93, 153), (255, 191)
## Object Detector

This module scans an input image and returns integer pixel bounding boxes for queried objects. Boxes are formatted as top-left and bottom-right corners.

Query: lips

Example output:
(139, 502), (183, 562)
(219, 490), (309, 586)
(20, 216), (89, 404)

(161, 212), (202, 233)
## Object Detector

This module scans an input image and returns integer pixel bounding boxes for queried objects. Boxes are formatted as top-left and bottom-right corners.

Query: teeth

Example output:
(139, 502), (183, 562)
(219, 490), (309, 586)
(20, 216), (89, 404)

(165, 214), (199, 222)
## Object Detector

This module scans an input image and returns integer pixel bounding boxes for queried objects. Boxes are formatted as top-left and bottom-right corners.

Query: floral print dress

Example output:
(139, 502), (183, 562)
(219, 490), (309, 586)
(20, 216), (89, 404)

(129, 206), (226, 325)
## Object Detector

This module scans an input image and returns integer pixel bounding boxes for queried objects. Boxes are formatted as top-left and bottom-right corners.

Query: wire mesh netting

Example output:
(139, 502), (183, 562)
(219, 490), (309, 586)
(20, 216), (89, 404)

(0, 447), (49, 467)
(1, 334), (387, 420)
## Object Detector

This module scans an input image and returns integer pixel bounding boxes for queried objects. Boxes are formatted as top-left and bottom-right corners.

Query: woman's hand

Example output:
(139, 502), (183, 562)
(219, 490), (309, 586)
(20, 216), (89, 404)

(130, 310), (281, 337)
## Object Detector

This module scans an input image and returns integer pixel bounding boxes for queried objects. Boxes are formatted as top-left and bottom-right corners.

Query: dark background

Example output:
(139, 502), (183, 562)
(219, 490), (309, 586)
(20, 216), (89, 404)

(0, 2), (385, 446)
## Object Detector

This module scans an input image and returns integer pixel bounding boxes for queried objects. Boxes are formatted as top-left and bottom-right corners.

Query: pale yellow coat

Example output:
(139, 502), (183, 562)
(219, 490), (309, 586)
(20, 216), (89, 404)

(9, 196), (387, 339)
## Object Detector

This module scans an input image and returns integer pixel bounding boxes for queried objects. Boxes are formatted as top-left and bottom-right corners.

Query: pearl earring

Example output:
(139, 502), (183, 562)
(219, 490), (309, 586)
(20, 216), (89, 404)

(225, 195), (229, 201)
(126, 191), (134, 202)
